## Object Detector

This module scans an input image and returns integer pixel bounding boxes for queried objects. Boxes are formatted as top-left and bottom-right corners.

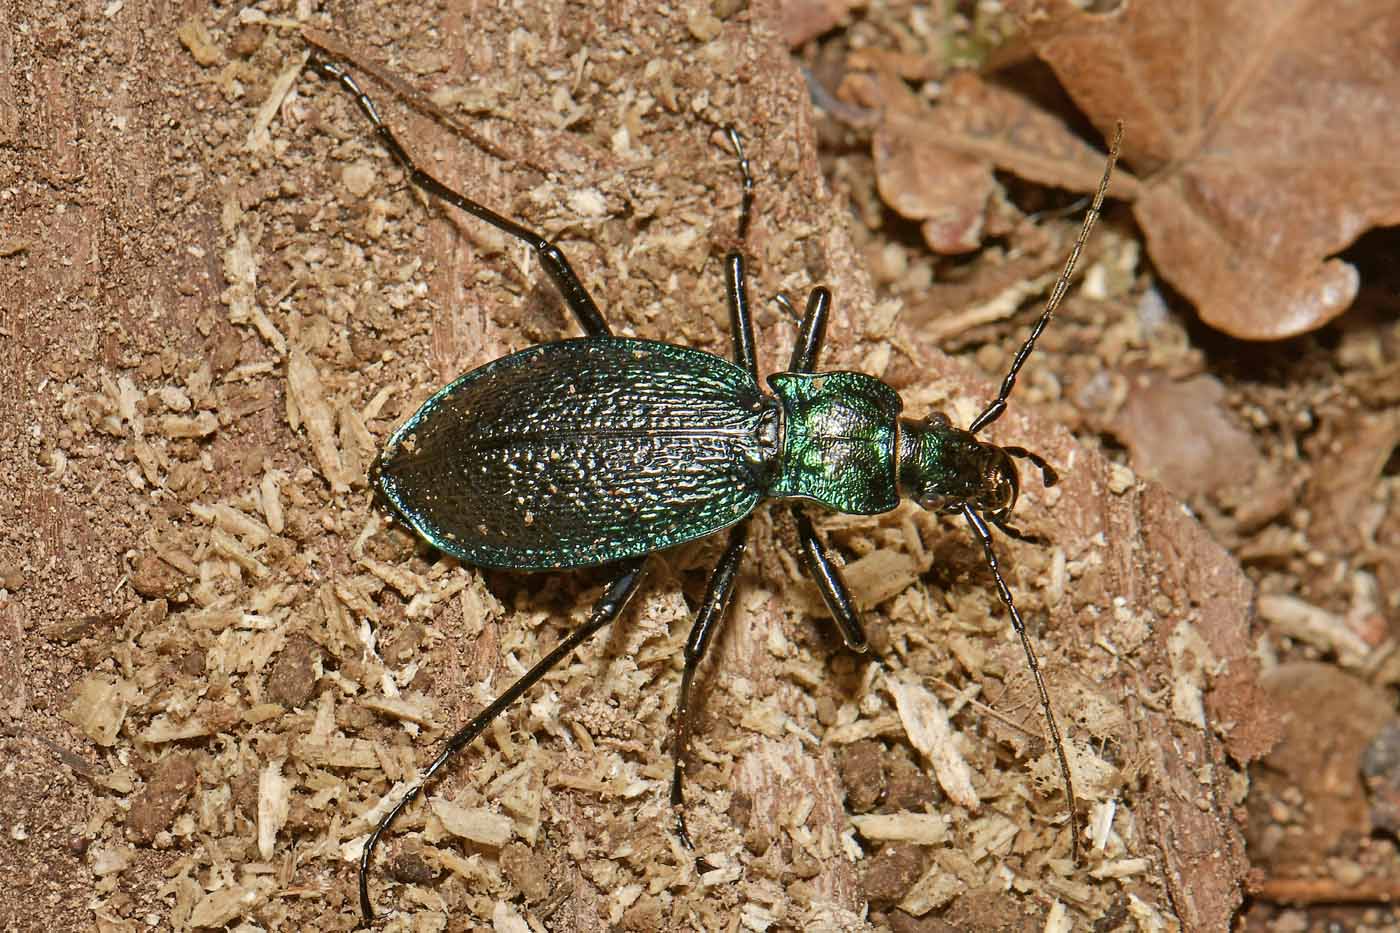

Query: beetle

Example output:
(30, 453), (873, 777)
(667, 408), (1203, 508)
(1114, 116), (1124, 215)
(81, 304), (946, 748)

(305, 51), (1120, 923)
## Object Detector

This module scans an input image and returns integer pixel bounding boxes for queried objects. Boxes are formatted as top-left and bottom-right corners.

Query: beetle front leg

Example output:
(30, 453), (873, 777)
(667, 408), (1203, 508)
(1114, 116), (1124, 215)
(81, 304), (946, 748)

(792, 505), (868, 652)
(670, 522), (749, 849)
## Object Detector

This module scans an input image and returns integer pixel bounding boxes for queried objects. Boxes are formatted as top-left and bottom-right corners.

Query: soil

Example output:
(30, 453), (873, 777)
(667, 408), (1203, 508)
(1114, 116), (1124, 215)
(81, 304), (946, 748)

(2, 1), (1392, 932)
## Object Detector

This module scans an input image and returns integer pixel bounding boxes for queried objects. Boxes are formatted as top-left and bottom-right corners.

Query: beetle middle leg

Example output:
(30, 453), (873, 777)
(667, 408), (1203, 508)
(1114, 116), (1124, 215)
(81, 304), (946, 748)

(305, 53), (613, 338)
(667, 132), (870, 852)
(666, 128), (762, 851)
(722, 130), (867, 652)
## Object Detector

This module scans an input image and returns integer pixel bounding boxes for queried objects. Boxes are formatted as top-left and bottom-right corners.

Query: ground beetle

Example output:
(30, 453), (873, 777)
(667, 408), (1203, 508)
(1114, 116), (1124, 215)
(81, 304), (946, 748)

(306, 51), (1121, 923)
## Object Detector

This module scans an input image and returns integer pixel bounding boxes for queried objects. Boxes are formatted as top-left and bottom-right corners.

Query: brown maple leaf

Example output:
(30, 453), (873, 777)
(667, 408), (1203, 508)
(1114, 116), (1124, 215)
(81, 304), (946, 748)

(1013, 0), (1400, 340)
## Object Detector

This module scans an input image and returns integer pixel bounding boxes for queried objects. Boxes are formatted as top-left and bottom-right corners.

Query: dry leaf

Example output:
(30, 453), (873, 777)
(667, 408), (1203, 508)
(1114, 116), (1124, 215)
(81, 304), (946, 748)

(1247, 663), (1392, 870)
(874, 125), (993, 254)
(1303, 409), (1400, 554)
(775, 0), (864, 47)
(1013, 0), (1400, 339)
(853, 70), (1139, 255)
(1108, 371), (1260, 499)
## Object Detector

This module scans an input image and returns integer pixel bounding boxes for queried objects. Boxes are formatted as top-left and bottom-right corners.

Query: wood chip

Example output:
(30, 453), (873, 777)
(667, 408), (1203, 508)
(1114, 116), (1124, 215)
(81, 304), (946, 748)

(849, 811), (948, 845)
(1259, 593), (1372, 667)
(190, 502), (273, 546)
(286, 348), (349, 492)
(186, 878), (274, 928)
(360, 694), (434, 726)
(292, 735), (378, 769)
(897, 861), (961, 916)
(430, 798), (513, 848)
(257, 757), (290, 860)
(887, 675), (979, 810)
(842, 548), (922, 610)
(62, 674), (137, 746)
(138, 714), (211, 744)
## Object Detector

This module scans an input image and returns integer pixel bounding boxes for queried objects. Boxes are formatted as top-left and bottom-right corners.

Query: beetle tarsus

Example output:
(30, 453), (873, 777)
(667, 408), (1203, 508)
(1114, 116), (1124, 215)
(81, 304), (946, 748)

(723, 126), (753, 243)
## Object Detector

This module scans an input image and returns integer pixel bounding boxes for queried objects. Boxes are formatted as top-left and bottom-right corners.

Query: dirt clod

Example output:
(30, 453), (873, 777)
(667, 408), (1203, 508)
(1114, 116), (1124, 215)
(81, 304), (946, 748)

(861, 842), (926, 903)
(128, 553), (185, 600)
(125, 754), (198, 845)
(500, 841), (553, 903)
(266, 634), (320, 709)
(840, 739), (886, 814)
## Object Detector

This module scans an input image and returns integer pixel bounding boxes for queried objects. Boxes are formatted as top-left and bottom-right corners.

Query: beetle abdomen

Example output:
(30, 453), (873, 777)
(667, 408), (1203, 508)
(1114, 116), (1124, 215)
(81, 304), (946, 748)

(373, 338), (774, 569)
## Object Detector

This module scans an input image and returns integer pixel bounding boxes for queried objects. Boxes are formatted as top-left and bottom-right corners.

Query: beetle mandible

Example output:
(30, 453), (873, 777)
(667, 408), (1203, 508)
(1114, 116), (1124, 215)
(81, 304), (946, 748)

(305, 51), (1121, 923)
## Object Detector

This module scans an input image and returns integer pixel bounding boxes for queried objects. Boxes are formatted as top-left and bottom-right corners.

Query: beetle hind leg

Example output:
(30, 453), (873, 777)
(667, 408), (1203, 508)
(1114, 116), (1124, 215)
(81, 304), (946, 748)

(357, 557), (647, 922)
(304, 52), (613, 339)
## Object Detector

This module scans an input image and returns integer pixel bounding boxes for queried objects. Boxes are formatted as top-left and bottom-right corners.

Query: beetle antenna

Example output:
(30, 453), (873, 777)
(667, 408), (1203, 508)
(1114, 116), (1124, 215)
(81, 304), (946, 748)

(961, 504), (1079, 863)
(969, 123), (1122, 436)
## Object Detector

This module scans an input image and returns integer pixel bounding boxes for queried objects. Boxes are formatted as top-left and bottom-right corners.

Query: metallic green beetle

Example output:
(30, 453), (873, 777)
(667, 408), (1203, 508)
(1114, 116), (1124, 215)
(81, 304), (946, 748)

(308, 53), (1120, 923)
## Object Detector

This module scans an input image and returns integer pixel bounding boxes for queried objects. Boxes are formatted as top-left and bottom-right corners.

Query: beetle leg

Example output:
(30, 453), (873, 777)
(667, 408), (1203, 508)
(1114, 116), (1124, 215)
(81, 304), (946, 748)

(721, 126), (760, 378)
(723, 126), (754, 243)
(305, 53), (613, 339)
(358, 557), (648, 922)
(960, 504), (1080, 864)
(989, 514), (1049, 546)
(671, 522), (749, 849)
(792, 506), (868, 652)
(786, 287), (831, 374)
(725, 253), (759, 379)
(771, 292), (801, 323)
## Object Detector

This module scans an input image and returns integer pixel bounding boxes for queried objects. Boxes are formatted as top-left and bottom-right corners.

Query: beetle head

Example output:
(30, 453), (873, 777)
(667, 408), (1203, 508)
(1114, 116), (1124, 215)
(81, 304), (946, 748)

(897, 415), (1021, 517)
